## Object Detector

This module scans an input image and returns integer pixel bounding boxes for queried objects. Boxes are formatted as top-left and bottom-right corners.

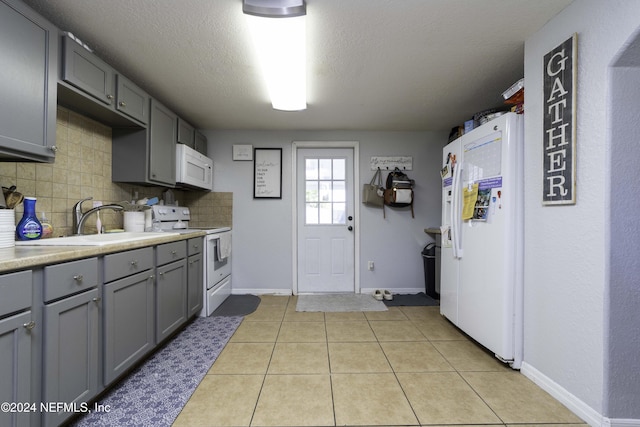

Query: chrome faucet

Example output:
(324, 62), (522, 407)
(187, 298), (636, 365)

(73, 197), (124, 235)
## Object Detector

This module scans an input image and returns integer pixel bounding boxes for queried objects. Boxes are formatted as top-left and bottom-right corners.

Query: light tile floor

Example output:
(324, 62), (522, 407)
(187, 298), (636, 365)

(173, 295), (587, 427)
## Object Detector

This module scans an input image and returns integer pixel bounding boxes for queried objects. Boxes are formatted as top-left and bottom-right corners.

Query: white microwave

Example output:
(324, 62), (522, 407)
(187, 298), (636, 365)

(175, 143), (213, 191)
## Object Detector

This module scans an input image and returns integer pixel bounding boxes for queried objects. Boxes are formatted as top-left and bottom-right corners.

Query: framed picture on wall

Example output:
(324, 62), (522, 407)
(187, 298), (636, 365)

(233, 144), (253, 161)
(254, 148), (282, 199)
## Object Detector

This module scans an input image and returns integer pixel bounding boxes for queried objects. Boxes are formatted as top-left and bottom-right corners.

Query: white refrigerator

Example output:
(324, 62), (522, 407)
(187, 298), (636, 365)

(440, 112), (524, 369)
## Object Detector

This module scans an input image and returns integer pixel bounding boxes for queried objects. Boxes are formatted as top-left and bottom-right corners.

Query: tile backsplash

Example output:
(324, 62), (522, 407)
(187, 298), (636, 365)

(0, 107), (231, 237)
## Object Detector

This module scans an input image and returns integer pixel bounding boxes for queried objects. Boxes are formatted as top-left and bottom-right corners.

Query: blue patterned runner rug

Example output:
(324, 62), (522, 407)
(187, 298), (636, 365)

(72, 315), (243, 427)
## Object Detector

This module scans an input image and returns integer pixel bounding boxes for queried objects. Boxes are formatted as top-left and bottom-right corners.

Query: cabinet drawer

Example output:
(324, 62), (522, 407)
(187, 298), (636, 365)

(187, 237), (203, 256)
(157, 240), (186, 266)
(104, 247), (154, 283)
(44, 258), (98, 302)
(0, 270), (32, 318)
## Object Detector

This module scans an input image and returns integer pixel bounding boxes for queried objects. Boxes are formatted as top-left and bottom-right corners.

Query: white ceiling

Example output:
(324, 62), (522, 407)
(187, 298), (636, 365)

(23, 0), (571, 131)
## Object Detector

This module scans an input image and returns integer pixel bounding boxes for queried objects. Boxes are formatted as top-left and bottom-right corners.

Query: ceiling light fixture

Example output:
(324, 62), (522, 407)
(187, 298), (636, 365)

(243, 0), (307, 111)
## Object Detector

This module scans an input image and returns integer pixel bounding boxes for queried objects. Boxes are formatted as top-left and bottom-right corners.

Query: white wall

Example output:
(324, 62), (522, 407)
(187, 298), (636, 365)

(608, 33), (640, 419)
(523, 0), (640, 423)
(203, 130), (445, 295)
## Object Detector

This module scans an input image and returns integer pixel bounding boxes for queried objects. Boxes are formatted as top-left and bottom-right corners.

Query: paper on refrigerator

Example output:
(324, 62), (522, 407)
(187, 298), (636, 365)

(462, 183), (478, 220)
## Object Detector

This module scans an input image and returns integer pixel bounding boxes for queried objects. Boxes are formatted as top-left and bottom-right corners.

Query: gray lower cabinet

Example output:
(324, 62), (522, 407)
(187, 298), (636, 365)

(103, 270), (154, 385)
(42, 288), (100, 427)
(156, 241), (188, 342)
(42, 258), (99, 427)
(0, 0), (57, 162)
(0, 269), (34, 427)
(0, 311), (33, 427)
(103, 247), (155, 385)
(187, 238), (203, 317)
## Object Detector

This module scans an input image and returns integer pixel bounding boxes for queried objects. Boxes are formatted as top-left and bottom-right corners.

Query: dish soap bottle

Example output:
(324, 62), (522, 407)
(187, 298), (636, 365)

(16, 197), (42, 240)
(40, 212), (53, 238)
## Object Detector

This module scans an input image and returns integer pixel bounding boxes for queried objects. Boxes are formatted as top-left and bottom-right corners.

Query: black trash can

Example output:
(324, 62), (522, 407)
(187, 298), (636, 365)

(422, 243), (439, 299)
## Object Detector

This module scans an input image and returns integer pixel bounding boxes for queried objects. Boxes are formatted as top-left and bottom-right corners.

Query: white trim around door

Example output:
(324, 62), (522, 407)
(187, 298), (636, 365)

(292, 141), (360, 295)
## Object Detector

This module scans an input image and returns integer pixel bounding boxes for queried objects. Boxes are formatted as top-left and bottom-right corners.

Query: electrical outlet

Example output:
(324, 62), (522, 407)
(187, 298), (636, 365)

(368, 261), (374, 271)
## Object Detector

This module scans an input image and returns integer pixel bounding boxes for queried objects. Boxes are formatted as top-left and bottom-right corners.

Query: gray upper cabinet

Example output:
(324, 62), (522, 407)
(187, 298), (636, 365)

(179, 118), (208, 156)
(112, 98), (176, 187)
(177, 118), (195, 148)
(149, 99), (177, 186)
(116, 74), (149, 124)
(0, 0), (58, 162)
(60, 35), (149, 126)
(194, 130), (208, 156)
(61, 36), (114, 106)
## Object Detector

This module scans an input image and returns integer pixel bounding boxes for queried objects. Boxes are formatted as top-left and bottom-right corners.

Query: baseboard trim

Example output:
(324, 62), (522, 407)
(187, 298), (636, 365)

(520, 362), (640, 427)
(231, 288), (293, 296)
(603, 418), (640, 427)
(360, 287), (425, 295)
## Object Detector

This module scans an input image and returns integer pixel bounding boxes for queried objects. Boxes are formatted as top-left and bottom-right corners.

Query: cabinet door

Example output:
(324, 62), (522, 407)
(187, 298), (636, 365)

(0, 0), (57, 162)
(43, 289), (100, 427)
(194, 130), (208, 156)
(61, 36), (115, 106)
(0, 311), (33, 427)
(156, 259), (187, 342)
(116, 74), (149, 124)
(149, 99), (177, 186)
(187, 253), (203, 318)
(177, 118), (195, 148)
(104, 270), (154, 385)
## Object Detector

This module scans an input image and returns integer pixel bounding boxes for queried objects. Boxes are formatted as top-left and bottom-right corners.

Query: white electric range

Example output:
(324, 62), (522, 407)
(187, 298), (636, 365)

(150, 205), (231, 316)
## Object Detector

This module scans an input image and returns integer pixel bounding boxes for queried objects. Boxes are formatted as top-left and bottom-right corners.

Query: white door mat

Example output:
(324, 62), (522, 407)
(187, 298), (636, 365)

(296, 294), (388, 312)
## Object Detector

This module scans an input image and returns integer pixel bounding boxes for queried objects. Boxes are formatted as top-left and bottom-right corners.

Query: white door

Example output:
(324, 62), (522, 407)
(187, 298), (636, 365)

(296, 148), (355, 293)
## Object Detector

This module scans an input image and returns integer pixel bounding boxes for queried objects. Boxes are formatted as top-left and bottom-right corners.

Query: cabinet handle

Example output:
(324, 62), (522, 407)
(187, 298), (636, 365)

(159, 272), (164, 276)
(106, 94), (114, 100)
(193, 245), (199, 250)
(73, 274), (83, 282)
(130, 260), (138, 266)
(171, 250), (177, 255)
(49, 145), (58, 153)
(23, 320), (36, 331)
(149, 275), (155, 280)
(92, 297), (101, 303)
(119, 101), (127, 107)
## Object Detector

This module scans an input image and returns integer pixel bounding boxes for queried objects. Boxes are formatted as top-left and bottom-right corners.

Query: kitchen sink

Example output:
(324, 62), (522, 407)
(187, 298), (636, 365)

(15, 232), (179, 246)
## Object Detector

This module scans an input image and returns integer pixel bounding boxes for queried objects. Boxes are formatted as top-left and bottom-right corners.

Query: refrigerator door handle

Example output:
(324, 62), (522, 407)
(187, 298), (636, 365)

(451, 161), (463, 258)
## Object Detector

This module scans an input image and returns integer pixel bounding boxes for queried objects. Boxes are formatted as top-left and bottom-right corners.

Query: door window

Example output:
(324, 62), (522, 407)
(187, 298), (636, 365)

(304, 158), (346, 225)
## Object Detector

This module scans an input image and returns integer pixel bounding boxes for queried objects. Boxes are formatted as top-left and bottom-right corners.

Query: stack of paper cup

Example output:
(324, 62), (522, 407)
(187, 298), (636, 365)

(0, 210), (16, 248)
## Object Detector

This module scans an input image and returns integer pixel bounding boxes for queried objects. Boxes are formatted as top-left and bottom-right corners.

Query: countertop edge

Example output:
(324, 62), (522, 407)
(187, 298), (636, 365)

(0, 231), (207, 273)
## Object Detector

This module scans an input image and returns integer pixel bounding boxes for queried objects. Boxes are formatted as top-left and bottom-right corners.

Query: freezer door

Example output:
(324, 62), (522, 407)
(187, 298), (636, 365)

(440, 139), (461, 324)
